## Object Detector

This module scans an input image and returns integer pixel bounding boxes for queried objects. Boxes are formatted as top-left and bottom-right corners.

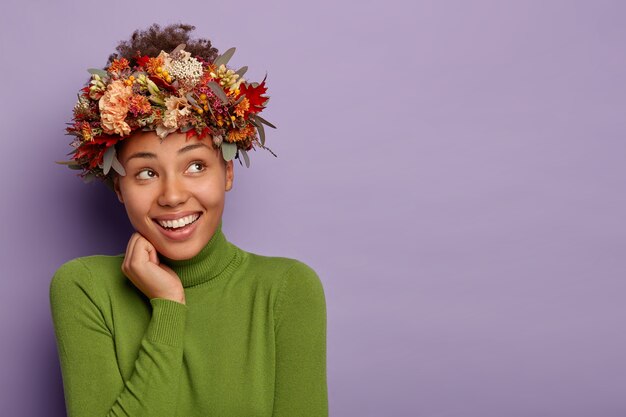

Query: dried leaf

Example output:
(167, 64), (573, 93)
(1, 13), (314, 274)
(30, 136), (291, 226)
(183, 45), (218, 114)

(235, 66), (248, 78)
(252, 114), (276, 129)
(88, 68), (108, 78)
(221, 142), (237, 161)
(102, 146), (115, 175)
(214, 47), (236, 68)
(207, 81), (229, 105)
(170, 43), (187, 56)
(111, 155), (126, 176)
(240, 148), (250, 168)
(185, 93), (199, 107)
(82, 173), (96, 184)
(256, 122), (266, 146)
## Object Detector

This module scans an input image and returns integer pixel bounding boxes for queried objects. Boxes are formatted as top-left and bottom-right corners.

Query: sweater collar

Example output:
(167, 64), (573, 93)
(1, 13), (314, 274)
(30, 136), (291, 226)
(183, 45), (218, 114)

(160, 219), (239, 288)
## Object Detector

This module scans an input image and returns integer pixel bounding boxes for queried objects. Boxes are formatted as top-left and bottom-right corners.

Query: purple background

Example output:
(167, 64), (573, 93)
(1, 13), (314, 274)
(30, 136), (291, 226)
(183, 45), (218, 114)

(1, 0), (625, 416)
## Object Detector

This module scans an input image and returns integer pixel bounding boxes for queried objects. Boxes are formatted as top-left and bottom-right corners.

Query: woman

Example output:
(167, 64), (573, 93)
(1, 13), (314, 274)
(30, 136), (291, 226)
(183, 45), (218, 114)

(50, 23), (328, 417)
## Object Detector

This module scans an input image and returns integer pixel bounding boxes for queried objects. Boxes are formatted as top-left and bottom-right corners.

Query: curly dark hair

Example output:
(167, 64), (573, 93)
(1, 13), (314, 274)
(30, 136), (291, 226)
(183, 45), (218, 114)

(99, 23), (224, 193)
(106, 23), (219, 66)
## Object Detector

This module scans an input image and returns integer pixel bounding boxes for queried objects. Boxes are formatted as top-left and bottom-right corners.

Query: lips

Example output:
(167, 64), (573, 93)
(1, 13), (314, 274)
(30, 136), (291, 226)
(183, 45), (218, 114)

(152, 210), (202, 221)
(152, 212), (203, 241)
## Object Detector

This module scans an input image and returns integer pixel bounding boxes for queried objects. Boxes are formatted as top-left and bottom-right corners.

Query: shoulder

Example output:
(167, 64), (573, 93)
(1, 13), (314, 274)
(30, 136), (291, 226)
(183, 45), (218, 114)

(240, 249), (324, 290)
(258, 256), (326, 330)
(251, 255), (326, 315)
(50, 254), (125, 301)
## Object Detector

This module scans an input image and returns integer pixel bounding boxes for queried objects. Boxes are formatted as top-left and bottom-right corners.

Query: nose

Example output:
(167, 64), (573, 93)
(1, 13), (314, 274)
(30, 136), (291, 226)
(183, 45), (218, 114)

(157, 174), (189, 207)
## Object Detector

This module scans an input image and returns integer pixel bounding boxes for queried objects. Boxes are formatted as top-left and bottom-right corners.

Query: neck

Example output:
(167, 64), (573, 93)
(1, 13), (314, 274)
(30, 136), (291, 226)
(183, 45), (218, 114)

(160, 219), (240, 288)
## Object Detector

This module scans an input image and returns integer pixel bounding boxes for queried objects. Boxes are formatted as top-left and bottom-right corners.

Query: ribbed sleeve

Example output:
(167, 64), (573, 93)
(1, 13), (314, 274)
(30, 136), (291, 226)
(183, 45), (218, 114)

(49, 259), (188, 417)
(146, 298), (187, 347)
(272, 262), (329, 417)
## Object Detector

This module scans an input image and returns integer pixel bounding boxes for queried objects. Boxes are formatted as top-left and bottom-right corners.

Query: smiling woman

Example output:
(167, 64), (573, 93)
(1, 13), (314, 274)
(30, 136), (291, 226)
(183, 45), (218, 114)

(50, 23), (328, 417)
(112, 131), (232, 262)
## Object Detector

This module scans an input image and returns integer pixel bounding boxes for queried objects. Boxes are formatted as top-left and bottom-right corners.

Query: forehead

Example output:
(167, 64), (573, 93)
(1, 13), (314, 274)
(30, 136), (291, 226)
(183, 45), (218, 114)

(118, 131), (219, 161)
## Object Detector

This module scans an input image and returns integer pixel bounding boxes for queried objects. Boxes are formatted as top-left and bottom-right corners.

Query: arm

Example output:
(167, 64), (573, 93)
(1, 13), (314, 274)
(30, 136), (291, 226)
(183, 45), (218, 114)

(49, 258), (187, 417)
(272, 262), (329, 417)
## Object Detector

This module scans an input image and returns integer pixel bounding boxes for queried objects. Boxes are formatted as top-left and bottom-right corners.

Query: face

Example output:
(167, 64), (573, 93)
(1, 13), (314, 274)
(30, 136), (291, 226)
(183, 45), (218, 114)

(113, 131), (234, 260)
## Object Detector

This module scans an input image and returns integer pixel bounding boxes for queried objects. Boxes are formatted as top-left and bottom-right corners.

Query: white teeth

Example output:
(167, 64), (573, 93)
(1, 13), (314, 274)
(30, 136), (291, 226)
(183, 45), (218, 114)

(157, 213), (199, 229)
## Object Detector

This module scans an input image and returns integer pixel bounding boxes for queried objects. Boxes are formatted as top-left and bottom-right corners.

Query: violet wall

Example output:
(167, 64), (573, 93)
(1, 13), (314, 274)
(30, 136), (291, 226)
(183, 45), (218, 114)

(1, 0), (625, 415)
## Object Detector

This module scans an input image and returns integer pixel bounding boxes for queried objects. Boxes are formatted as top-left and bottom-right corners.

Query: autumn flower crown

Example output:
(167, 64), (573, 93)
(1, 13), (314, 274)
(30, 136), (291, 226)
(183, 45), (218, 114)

(57, 43), (276, 184)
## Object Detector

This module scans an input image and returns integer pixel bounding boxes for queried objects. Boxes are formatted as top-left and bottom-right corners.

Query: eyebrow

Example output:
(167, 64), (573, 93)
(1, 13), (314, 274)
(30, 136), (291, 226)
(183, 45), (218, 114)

(125, 143), (210, 163)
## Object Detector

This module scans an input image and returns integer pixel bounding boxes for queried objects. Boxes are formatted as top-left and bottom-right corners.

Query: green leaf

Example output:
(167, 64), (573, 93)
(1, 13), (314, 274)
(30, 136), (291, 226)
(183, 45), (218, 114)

(235, 66), (248, 78)
(207, 81), (229, 105)
(214, 47), (236, 68)
(240, 148), (250, 168)
(252, 114), (277, 129)
(55, 160), (76, 165)
(102, 146), (115, 175)
(256, 122), (266, 146)
(87, 68), (108, 78)
(221, 142), (237, 161)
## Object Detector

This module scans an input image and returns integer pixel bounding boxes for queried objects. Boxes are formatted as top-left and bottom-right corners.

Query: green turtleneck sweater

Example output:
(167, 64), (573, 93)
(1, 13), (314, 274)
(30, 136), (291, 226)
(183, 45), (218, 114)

(49, 220), (328, 417)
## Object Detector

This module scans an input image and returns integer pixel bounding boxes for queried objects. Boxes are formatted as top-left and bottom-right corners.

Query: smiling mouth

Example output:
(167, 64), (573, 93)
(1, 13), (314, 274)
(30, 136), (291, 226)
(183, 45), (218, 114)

(153, 212), (202, 231)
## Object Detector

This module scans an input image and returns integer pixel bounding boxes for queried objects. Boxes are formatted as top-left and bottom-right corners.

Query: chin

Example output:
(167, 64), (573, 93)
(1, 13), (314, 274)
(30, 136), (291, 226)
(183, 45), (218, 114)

(149, 233), (204, 260)
(158, 243), (200, 260)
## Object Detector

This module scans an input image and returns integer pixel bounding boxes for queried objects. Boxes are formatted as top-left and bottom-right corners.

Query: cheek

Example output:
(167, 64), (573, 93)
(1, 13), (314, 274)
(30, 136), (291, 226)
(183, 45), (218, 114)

(122, 190), (153, 219)
(194, 180), (226, 208)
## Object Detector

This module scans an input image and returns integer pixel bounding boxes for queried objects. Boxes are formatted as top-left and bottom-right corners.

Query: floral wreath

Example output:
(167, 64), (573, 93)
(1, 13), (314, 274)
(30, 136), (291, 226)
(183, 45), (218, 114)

(57, 43), (277, 184)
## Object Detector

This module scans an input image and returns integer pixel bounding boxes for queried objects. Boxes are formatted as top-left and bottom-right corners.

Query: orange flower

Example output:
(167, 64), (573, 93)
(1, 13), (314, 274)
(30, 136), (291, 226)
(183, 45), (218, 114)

(227, 124), (256, 143)
(99, 80), (133, 136)
(128, 95), (152, 116)
(145, 56), (165, 77)
(107, 58), (130, 73)
(80, 122), (93, 141)
(234, 97), (250, 117)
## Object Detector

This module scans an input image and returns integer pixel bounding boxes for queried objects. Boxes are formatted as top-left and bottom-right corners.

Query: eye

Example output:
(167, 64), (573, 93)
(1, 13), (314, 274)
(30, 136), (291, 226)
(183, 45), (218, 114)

(187, 161), (206, 173)
(136, 169), (156, 180)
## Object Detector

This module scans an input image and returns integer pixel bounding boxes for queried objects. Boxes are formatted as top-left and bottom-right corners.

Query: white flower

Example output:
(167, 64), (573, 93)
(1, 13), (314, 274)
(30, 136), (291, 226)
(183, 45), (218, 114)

(164, 49), (204, 83)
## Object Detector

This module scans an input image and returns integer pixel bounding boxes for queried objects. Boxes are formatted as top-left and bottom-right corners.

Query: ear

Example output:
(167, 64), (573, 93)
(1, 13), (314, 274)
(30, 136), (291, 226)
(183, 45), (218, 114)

(225, 160), (234, 192)
(113, 174), (124, 204)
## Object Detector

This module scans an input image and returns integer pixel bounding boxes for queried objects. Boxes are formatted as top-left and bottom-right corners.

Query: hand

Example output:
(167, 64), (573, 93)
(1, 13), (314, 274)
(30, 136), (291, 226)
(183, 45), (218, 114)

(121, 232), (186, 305)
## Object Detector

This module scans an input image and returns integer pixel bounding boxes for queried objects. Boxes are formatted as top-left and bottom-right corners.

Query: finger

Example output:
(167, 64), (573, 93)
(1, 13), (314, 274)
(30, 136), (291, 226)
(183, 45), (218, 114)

(124, 233), (140, 272)
(142, 237), (159, 265)
(148, 243), (160, 265)
(131, 233), (153, 265)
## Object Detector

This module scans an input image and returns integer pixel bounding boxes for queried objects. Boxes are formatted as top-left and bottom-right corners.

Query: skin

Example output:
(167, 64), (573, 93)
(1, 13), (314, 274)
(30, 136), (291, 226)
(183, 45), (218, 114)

(112, 130), (234, 305)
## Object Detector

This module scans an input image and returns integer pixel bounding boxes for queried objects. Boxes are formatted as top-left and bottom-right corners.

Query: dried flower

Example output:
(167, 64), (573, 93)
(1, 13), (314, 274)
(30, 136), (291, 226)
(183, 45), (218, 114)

(107, 58), (130, 74)
(98, 80), (133, 136)
(163, 94), (192, 129)
(227, 124), (256, 143)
